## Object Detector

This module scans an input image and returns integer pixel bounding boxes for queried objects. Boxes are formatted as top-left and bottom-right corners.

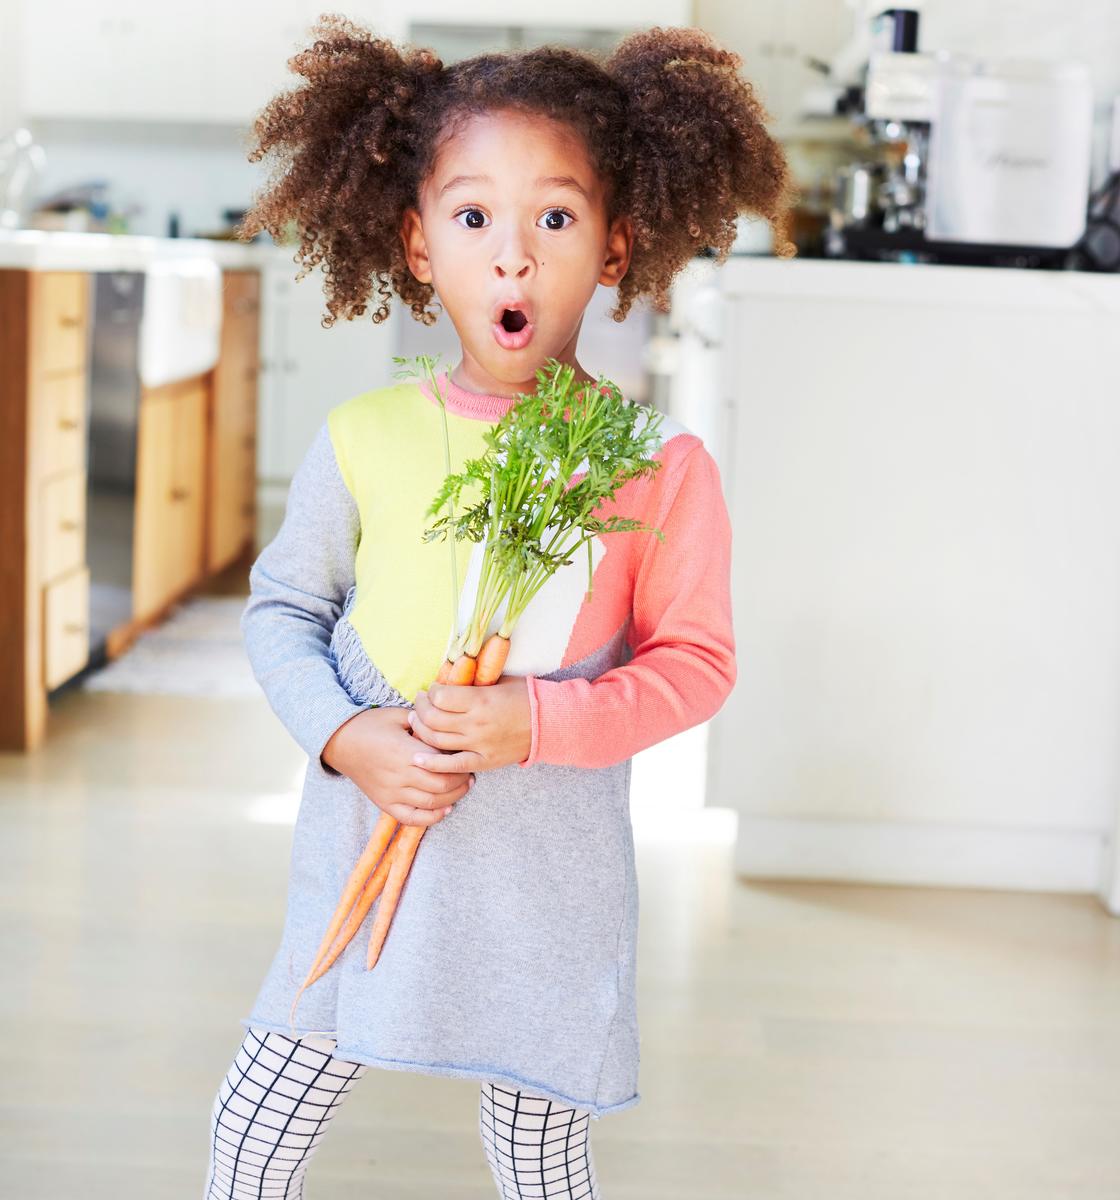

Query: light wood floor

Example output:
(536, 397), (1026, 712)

(3, 577), (1120, 1197)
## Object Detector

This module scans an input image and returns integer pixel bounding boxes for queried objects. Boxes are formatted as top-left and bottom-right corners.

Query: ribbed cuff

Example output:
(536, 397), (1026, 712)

(298, 689), (371, 775)
(517, 675), (542, 768)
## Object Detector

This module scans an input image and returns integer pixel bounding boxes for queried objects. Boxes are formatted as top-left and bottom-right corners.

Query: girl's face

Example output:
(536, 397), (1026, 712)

(400, 107), (633, 396)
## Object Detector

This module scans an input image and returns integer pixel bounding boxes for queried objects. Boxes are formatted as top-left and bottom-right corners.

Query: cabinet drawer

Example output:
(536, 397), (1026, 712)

(43, 564), (90, 690)
(40, 470), (86, 584)
(34, 272), (89, 375)
(41, 468), (87, 580)
(39, 371), (87, 478)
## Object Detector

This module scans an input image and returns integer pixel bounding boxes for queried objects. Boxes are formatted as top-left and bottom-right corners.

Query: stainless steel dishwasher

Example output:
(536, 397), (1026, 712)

(86, 270), (145, 665)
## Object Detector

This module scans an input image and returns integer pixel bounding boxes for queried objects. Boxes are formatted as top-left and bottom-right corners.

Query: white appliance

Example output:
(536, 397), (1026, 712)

(925, 57), (1094, 247)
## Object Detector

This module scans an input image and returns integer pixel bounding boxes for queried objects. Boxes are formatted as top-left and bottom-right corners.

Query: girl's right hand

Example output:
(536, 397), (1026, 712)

(321, 707), (474, 827)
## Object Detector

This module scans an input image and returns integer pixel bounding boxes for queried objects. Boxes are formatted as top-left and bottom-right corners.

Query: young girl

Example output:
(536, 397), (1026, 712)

(204, 16), (792, 1199)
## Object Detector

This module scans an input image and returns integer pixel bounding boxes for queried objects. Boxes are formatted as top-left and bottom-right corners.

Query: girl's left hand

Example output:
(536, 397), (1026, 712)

(407, 677), (532, 773)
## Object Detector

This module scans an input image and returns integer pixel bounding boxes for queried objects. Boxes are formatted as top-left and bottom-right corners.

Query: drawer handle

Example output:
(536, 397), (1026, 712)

(242, 433), (255, 449)
(241, 501), (256, 516)
(244, 365), (258, 381)
(58, 417), (81, 430)
(63, 622), (87, 634)
(233, 297), (259, 315)
(58, 315), (82, 329)
(170, 486), (191, 501)
(59, 518), (83, 532)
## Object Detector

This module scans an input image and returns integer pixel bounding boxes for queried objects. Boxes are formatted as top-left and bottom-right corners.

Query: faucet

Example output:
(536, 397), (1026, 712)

(0, 128), (48, 230)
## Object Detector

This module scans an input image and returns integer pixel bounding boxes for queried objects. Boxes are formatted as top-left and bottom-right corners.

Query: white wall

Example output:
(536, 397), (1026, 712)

(0, 0), (23, 135)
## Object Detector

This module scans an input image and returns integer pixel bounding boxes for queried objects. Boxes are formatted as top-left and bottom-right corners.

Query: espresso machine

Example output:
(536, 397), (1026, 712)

(821, 7), (1095, 267)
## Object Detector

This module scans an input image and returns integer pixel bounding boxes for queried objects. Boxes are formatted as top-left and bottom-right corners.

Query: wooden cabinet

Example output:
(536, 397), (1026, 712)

(207, 270), (259, 572)
(133, 377), (208, 622)
(0, 262), (260, 752)
(0, 268), (92, 750)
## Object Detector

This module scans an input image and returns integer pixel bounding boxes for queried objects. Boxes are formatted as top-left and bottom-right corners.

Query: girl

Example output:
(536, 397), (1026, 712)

(204, 15), (793, 1199)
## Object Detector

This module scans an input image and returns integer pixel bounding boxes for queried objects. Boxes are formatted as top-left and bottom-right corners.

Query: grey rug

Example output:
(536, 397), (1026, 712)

(81, 595), (258, 697)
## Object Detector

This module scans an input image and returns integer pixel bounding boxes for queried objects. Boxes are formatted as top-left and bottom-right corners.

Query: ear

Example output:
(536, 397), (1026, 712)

(400, 206), (433, 284)
(599, 213), (633, 287)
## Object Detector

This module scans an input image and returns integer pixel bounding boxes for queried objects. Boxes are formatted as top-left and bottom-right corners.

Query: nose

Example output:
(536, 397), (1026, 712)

(492, 229), (534, 280)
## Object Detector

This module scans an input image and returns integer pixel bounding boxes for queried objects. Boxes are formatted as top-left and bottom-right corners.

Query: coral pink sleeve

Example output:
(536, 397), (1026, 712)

(518, 440), (737, 769)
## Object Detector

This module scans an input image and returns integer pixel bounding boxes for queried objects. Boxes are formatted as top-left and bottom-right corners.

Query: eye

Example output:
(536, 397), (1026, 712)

(538, 208), (575, 231)
(453, 207), (489, 229)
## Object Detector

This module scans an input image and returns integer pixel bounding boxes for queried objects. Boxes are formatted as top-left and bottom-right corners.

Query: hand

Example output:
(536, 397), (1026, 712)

(321, 707), (473, 827)
(407, 676), (532, 775)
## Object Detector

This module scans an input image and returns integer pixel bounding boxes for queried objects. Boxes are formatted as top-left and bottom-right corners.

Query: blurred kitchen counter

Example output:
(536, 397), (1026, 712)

(716, 253), (1120, 312)
(0, 229), (293, 271)
(695, 250), (1120, 912)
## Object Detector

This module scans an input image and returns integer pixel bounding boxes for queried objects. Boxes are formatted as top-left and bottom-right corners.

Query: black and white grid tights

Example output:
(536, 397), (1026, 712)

(204, 1025), (603, 1199)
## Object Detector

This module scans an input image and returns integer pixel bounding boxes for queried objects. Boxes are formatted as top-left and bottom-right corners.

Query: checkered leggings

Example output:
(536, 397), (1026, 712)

(203, 1025), (603, 1198)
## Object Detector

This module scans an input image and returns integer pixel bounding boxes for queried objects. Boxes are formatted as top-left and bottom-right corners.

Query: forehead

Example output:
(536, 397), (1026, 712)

(425, 108), (599, 198)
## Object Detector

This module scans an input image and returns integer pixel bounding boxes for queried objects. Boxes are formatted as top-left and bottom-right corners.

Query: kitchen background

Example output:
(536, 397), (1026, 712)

(2, 2), (1120, 1198)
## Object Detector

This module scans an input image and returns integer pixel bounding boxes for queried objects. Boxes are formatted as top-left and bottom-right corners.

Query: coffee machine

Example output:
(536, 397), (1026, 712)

(821, 7), (1095, 267)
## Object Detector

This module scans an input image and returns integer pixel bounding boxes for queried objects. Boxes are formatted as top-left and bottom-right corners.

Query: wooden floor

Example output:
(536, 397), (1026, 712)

(3, 578), (1120, 1196)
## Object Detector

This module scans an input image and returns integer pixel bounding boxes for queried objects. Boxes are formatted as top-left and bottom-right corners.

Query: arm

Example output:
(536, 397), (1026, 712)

(518, 438), (737, 770)
(240, 420), (369, 776)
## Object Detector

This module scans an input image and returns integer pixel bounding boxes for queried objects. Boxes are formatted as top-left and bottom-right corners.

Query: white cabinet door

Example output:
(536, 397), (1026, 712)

(22, 0), (208, 120)
(204, 1), (374, 125)
(258, 260), (401, 483)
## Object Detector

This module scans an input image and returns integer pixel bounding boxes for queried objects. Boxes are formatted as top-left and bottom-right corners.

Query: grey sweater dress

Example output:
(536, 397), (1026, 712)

(237, 375), (736, 1119)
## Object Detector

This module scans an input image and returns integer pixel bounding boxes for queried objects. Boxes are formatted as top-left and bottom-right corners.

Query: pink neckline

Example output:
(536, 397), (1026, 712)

(417, 370), (521, 421)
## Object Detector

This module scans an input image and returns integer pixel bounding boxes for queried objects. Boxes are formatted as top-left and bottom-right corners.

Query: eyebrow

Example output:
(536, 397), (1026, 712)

(437, 173), (592, 201)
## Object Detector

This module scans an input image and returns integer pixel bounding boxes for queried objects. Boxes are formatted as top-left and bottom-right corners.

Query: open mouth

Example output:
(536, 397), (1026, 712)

(492, 305), (535, 350)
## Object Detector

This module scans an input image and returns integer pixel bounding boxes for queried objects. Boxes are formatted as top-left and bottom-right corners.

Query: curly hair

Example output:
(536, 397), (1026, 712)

(237, 13), (796, 328)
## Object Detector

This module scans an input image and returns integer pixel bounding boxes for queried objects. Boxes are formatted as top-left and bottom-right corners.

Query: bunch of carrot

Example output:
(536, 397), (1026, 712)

(287, 356), (665, 1034)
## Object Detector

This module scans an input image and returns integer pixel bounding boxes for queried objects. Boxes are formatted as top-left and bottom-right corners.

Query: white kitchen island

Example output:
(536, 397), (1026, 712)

(688, 255), (1120, 913)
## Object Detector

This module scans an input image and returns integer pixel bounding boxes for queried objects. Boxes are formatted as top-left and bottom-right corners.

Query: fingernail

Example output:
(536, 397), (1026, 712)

(442, 807), (452, 816)
(468, 775), (476, 789)
(413, 753), (427, 766)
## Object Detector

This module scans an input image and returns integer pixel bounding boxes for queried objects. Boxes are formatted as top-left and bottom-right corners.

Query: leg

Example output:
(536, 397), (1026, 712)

(203, 1025), (367, 1199)
(479, 1081), (602, 1199)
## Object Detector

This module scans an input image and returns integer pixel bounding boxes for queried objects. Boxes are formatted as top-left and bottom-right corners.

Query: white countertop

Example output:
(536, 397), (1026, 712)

(0, 228), (294, 271)
(715, 253), (1120, 315)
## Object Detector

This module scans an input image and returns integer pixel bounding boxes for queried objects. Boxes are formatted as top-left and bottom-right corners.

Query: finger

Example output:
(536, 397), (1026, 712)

(410, 747), (481, 774)
(412, 694), (468, 735)
(407, 768), (472, 797)
(402, 774), (472, 804)
(425, 683), (475, 713)
(383, 800), (450, 827)
(407, 709), (469, 750)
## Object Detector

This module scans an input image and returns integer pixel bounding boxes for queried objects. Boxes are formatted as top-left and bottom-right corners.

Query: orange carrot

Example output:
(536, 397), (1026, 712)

(296, 634), (507, 1001)
(287, 812), (399, 1029)
(474, 633), (510, 686)
(448, 652), (477, 684)
(366, 823), (425, 968)
(287, 836), (399, 1031)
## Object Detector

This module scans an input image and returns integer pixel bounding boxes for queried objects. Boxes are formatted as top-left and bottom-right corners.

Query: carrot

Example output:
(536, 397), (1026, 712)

(448, 652), (477, 684)
(474, 633), (510, 686)
(287, 813), (399, 1030)
(365, 822), (426, 968)
(285, 830), (400, 1027)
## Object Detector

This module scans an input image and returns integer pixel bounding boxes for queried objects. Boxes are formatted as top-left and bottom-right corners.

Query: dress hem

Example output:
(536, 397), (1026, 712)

(239, 1015), (640, 1120)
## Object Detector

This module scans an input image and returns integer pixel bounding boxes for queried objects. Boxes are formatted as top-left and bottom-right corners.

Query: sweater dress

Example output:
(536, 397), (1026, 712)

(238, 370), (736, 1120)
